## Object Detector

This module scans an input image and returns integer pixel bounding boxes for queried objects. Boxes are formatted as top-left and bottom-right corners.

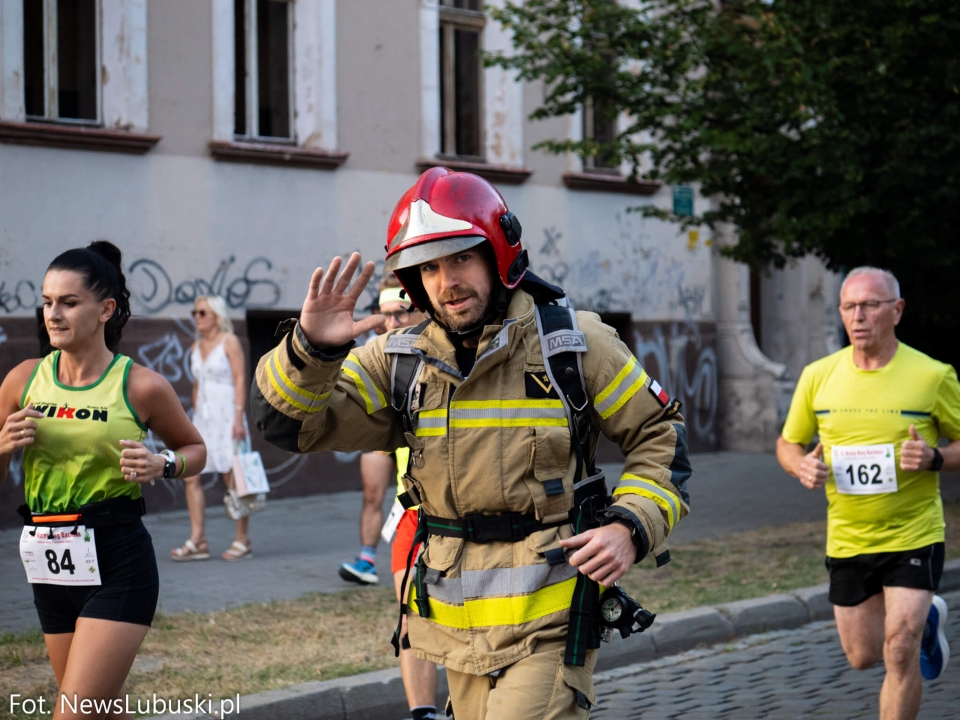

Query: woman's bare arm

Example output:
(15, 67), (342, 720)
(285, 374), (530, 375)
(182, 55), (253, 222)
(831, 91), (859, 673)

(223, 333), (247, 440)
(125, 364), (206, 481)
(0, 360), (43, 486)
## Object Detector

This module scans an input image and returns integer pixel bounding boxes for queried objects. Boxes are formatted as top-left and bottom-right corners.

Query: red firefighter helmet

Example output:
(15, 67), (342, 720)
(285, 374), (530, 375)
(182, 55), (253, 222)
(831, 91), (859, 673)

(383, 167), (526, 311)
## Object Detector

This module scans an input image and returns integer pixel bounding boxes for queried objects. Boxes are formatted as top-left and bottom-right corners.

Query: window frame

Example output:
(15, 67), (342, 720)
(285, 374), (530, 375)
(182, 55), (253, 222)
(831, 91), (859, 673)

(234, 0), (295, 144)
(581, 95), (620, 175)
(24, 0), (102, 126)
(438, 0), (485, 161)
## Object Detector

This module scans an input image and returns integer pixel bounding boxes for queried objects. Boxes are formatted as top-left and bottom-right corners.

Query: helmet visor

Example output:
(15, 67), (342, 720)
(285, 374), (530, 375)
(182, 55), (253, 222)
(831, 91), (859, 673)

(384, 236), (487, 273)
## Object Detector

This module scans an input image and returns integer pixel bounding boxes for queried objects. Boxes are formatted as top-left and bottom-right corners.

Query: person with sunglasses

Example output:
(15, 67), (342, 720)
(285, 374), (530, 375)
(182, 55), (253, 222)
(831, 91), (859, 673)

(777, 266), (960, 720)
(171, 295), (252, 561)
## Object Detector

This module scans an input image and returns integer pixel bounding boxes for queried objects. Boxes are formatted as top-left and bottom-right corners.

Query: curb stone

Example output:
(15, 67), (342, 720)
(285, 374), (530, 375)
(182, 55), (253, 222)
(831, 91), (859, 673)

(153, 558), (960, 720)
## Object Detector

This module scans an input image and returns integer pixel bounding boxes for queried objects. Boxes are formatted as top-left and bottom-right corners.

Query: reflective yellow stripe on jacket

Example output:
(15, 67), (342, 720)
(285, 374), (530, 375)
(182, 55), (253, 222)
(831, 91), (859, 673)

(266, 348), (330, 415)
(614, 473), (681, 530)
(342, 354), (387, 414)
(595, 356), (647, 419)
(410, 562), (578, 629)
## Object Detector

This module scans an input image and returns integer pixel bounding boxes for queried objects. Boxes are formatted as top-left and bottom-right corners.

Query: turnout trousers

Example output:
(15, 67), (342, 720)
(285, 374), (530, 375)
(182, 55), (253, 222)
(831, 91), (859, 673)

(445, 641), (598, 720)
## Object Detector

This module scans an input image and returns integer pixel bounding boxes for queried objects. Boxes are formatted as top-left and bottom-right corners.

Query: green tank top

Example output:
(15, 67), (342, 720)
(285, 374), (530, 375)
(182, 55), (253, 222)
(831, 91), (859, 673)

(20, 351), (147, 514)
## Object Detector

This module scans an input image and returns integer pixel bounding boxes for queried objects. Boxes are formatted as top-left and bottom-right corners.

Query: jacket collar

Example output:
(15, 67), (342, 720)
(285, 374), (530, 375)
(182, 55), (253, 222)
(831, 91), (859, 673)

(413, 289), (536, 380)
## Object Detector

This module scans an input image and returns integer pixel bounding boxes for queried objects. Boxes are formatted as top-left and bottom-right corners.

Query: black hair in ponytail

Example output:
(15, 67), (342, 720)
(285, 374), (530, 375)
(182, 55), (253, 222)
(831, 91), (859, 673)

(47, 241), (132, 350)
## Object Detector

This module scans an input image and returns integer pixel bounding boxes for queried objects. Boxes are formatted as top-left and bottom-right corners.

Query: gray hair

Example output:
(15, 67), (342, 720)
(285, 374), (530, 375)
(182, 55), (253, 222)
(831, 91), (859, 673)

(195, 295), (234, 335)
(841, 266), (901, 299)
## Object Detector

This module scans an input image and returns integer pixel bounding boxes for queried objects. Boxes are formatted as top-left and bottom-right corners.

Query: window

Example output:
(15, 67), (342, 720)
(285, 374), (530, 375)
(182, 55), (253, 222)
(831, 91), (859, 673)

(234, 0), (292, 141)
(23, 0), (99, 123)
(582, 96), (619, 173)
(438, 0), (484, 159)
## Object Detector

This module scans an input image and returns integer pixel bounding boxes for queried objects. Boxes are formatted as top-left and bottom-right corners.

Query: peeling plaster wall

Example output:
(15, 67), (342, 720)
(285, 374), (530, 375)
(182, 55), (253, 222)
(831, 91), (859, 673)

(0, 146), (711, 325)
(337, 0), (421, 173)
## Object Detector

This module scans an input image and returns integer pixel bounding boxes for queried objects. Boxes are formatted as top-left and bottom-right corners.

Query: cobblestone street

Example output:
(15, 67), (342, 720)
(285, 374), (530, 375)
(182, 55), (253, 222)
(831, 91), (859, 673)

(593, 590), (960, 720)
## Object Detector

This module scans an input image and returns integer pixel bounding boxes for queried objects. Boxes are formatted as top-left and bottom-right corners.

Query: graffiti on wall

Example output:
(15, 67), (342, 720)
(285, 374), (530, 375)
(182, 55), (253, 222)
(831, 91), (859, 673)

(0, 280), (37, 314)
(635, 322), (718, 449)
(128, 256), (282, 315)
(532, 215), (710, 321)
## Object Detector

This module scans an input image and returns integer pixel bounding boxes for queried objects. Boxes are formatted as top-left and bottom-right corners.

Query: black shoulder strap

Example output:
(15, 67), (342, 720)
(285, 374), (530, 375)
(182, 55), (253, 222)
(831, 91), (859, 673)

(386, 320), (431, 433)
(534, 301), (593, 477)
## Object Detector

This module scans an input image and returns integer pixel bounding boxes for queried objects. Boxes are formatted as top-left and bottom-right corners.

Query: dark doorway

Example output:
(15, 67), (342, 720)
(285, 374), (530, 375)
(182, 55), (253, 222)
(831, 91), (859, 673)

(598, 312), (634, 348)
(245, 309), (299, 385)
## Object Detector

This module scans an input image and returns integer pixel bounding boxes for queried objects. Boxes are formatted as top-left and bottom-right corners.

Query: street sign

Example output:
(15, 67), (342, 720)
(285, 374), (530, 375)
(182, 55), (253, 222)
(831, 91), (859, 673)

(673, 185), (694, 216)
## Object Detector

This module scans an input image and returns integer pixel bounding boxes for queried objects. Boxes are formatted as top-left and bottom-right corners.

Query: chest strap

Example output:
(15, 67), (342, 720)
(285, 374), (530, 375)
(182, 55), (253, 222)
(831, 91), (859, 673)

(421, 511), (568, 543)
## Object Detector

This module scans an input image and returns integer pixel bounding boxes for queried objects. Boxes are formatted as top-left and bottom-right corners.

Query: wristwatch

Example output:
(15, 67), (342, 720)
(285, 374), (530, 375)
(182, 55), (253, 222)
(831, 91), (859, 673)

(159, 449), (178, 479)
(930, 448), (944, 472)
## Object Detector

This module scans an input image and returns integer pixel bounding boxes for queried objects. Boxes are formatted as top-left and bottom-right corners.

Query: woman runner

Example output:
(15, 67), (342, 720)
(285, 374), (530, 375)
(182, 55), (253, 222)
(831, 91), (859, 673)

(0, 241), (206, 720)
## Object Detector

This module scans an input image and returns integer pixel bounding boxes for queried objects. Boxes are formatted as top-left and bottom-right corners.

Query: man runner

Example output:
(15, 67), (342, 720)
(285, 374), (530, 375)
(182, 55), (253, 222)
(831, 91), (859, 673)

(777, 266), (960, 720)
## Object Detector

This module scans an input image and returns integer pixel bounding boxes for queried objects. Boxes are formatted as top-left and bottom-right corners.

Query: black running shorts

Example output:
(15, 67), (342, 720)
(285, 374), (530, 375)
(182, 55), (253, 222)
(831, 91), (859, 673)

(825, 542), (944, 607)
(31, 520), (159, 634)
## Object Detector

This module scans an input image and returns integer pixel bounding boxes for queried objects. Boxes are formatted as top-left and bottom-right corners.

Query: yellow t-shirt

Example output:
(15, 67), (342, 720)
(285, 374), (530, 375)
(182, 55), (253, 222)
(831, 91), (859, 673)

(782, 343), (960, 558)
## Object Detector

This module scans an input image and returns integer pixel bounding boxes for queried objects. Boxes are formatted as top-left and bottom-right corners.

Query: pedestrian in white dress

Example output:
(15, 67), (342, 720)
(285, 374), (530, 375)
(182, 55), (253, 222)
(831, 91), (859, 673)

(171, 295), (252, 561)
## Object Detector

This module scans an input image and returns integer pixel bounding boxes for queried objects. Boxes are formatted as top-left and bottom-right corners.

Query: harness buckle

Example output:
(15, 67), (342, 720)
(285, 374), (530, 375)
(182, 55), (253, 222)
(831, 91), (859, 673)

(463, 513), (523, 542)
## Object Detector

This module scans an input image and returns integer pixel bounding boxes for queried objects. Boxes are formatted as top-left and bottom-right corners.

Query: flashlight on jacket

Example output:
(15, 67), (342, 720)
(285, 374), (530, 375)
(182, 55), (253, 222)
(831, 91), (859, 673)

(598, 586), (656, 642)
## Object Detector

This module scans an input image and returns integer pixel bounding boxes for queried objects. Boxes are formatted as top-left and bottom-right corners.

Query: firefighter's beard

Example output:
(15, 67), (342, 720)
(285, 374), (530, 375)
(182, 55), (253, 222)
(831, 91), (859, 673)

(432, 285), (494, 332)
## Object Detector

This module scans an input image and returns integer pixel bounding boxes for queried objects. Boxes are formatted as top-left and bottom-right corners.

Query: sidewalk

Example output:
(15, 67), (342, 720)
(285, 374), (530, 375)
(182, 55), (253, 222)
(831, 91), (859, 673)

(1, 452), (839, 633)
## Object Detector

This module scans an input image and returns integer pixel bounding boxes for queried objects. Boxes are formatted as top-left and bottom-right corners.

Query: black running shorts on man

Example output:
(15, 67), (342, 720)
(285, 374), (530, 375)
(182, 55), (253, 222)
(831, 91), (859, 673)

(826, 542), (944, 607)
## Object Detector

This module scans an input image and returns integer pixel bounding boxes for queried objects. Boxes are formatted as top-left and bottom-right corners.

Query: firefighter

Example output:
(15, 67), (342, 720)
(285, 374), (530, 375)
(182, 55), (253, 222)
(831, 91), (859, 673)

(252, 168), (690, 719)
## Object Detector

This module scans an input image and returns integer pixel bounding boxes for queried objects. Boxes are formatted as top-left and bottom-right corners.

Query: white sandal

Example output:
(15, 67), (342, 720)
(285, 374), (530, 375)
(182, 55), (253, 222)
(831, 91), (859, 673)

(171, 539), (210, 561)
(222, 540), (252, 561)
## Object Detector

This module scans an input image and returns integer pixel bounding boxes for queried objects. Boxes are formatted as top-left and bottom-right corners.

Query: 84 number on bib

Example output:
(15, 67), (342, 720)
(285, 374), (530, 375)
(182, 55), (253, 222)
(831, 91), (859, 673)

(20, 525), (102, 586)
(831, 444), (898, 496)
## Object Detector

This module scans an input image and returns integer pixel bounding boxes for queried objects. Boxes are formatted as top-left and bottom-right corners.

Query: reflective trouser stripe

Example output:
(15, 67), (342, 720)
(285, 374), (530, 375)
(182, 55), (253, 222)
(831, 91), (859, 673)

(614, 474), (680, 529)
(424, 563), (579, 606)
(267, 349), (330, 414)
(342, 355), (387, 414)
(410, 575), (577, 630)
(595, 357), (648, 419)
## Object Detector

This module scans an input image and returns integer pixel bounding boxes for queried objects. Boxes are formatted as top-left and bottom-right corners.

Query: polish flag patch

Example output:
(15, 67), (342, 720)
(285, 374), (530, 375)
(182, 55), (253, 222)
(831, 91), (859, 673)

(648, 380), (670, 407)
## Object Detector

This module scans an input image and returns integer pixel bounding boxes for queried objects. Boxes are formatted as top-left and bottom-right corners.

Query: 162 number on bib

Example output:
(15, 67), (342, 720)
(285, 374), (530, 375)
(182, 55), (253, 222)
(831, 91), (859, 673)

(831, 444), (898, 496)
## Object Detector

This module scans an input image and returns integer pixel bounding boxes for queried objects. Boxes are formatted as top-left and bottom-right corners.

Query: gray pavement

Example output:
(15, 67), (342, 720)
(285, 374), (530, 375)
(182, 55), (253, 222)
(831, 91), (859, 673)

(593, 589), (960, 720)
(1, 452), (955, 634)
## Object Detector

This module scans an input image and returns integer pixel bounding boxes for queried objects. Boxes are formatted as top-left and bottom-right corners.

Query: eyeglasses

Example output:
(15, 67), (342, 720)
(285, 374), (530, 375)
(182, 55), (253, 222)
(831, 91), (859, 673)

(382, 310), (412, 323)
(838, 299), (898, 314)
(190, 309), (208, 318)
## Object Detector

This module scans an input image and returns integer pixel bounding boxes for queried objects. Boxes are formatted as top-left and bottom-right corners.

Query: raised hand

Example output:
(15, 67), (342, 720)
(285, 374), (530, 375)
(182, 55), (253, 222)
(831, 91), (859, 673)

(299, 253), (386, 349)
(900, 424), (934, 472)
(798, 442), (829, 489)
(0, 403), (44, 456)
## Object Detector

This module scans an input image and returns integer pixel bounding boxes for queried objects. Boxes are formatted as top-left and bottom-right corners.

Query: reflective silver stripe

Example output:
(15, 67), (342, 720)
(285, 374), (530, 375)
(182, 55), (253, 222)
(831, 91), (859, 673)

(450, 407), (567, 421)
(617, 477), (680, 524)
(595, 360), (646, 418)
(343, 357), (387, 413)
(416, 413), (448, 429)
(268, 352), (329, 413)
(426, 562), (578, 606)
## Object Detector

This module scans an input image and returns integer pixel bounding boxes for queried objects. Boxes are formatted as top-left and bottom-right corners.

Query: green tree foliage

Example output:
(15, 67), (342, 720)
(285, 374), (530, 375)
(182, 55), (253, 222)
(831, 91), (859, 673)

(488, 0), (960, 365)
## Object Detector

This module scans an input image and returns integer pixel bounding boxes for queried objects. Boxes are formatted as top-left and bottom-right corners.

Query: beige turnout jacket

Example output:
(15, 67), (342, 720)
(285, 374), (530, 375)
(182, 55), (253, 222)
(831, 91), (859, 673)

(252, 289), (690, 679)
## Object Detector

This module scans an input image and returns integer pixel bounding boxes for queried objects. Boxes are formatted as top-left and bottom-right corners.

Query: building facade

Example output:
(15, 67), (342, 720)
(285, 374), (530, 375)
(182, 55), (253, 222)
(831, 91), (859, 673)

(0, 0), (842, 523)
